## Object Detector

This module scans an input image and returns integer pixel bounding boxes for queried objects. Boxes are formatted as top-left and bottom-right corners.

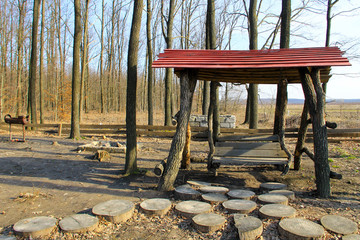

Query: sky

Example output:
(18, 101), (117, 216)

(227, 0), (360, 100)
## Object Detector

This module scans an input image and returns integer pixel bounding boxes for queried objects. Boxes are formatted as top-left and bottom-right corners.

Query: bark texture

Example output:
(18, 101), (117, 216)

(125, 0), (143, 174)
(299, 67), (330, 198)
(158, 69), (197, 191)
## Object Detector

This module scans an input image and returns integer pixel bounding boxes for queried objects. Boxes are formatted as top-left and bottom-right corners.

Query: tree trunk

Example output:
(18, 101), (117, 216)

(0, 0), (8, 120)
(28, 0), (41, 125)
(125, 0), (143, 174)
(181, 123), (191, 169)
(248, 0), (258, 129)
(164, 0), (176, 126)
(274, 0), (291, 134)
(299, 67), (330, 198)
(100, 0), (105, 113)
(293, 103), (309, 170)
(158, 69), (197, 191)
(70, 0), (82, 139)
(39, 0), (46, 123)
(146, 0), (154, 125)
(80, 0), (90, 121)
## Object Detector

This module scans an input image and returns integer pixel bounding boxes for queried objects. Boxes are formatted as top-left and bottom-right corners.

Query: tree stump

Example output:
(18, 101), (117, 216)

(320, 215), (358, 235)
(174, 185), (201, 200)
(260, 182), (287, 192)
(279, 218), (325, 240)
(175, 200), (212, 218)
(234, 214), (263, 240)
(94, 150), (111, 162)
(92, 199), (134, 223)
(259, 204), (296, 219)
(140, 198), (172, 217)
(268, 189), (295, 200)
(187, 180), (212, 188)
(13, 216), (57, 238)
(59, 214), (99, 233)
(342, 234), (360, 240)
(199, 186), (229, 194)
(192, 213), (226, 233)
(201, 193), (228, 204)
(227, 189), (255, 200)
(222, 200), (257, 214)
(258, 194), (288, 205)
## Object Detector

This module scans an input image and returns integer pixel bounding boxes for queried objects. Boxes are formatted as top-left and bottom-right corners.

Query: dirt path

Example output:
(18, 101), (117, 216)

(0, 133), (359, 239)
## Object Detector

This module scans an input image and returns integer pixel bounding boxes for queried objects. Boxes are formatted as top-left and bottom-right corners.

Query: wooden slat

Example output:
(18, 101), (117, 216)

(215, 147), (288, 158)
(217, 134), (279, 142)
(213, 157), (288, 165)
(215, 142), (281, 150)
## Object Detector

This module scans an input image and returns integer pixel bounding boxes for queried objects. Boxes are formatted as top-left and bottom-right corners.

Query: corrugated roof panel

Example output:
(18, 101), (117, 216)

(152, 47), (350, 84)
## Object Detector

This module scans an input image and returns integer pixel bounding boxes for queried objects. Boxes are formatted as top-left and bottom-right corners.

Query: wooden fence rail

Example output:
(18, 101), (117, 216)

(1, 122), (359, 141)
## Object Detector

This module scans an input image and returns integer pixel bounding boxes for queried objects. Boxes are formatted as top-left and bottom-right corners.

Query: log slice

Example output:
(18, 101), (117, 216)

(199, 186), (229, 194)
(222, 200), (257, 214)
(92, 199), (134, 223)
(320, 215), (358, 235)
(192, 213), (226, 233)
(227, 189), (255, 200)
(13, 216), (57, 238)
(201, 193), (228, 204)
(278, 218), (325, 240)
(174, 184), (201, 200)
(234, 214), (263, 240)
(343, 234), (360, 240)
(259, 204), (296, 219)
(268, 189), (295, 200)
(140, 198), (172, 217)
(260, 182), (287, 192)
(258, 194), (288, 205)
(59, 214), (99, 233)
(175, 200), (212, 218)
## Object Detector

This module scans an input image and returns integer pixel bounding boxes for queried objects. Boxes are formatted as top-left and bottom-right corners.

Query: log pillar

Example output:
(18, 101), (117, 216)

(158, 69), (197, 191)
(273, 78), (288, 135)
(293, 103), (309, 170)
(299, 67), (330, 198)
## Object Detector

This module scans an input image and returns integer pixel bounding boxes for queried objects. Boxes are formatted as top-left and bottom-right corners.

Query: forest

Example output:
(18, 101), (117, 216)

(0, 0), (359, 132)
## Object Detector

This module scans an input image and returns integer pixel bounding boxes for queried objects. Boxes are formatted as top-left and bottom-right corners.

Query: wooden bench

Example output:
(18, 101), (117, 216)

(213, 134), (289, 167)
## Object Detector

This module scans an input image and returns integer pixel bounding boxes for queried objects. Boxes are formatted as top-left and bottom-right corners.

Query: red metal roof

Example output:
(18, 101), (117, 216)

(152, 47), (350, 84)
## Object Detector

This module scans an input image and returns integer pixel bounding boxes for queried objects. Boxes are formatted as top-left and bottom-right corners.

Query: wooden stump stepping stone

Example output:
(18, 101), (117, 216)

(201, 193), (228, 204)
(222, 200), (257, 214)
(260, 182), (287, 192)
(187, 180), (212, 187)
(320, 215), (358, 235)
(259, 204), (296, 219)
(192, 213), (226, 233)
(199, 186), (229, 194)
(59, 214), (99, 233)
(13, 216), (57, 238)
(174, 184), (201, 200)
(268, 189), (295, 200)
(140, 198), (172, 217)
(92, 199), (134, 223)
(343, 234), (360, 240)
(227, 189), (255, 200)
(175, 200), (212, 218)
(258, 194), (288, 205)
(234, 214), (263, 240)
(278, 218), (325, 240)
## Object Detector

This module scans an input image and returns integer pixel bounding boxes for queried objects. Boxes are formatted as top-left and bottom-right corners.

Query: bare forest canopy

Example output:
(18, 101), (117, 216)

(0, 0), (359, 123)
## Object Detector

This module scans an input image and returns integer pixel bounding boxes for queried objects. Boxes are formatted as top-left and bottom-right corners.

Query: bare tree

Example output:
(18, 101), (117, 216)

(146, 0), (154, 125)
(39, 0), (46, 123)
(125, 0), (143, 174)
(70, 0), (82, 139)
(28, 0), (42, 125)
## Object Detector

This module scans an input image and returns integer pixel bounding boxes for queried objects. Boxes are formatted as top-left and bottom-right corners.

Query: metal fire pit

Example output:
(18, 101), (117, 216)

(4, 114), (29, 142)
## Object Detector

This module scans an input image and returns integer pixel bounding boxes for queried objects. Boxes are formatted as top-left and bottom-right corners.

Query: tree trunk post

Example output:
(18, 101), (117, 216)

(273, 78), (288, 135)
(181, 123), (191, 169)
(299, 67), (330, 198)
(158, 69), (197, 191)
(293, 103), (309, 170)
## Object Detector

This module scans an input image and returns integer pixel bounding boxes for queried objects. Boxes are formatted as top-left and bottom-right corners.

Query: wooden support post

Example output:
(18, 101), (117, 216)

(294, 103), (309, 170)
(273, 78), (288, 135)
(299, 67), (330, 198)
(158, 69), (197, 191)
(181, 123), (191, 169)
(58, 123), (62, 136)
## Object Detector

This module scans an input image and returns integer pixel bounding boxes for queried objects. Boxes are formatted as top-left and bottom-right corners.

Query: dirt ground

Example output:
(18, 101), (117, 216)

(0, 130), (359, 239)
